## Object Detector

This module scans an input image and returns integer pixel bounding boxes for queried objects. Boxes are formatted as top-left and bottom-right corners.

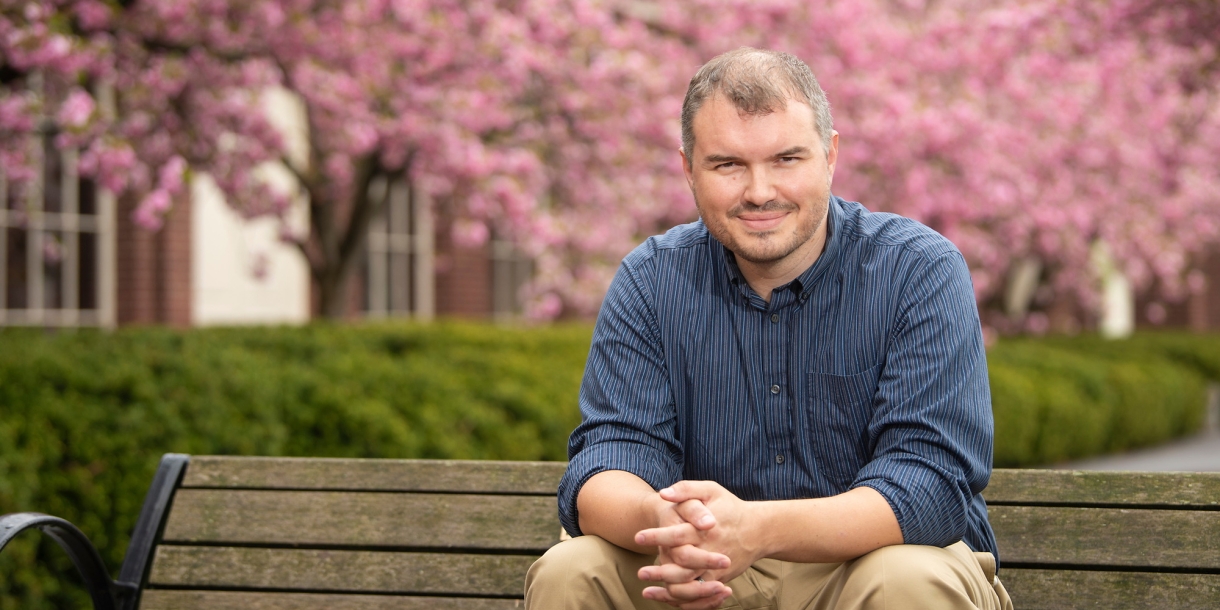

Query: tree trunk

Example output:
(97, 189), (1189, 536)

(316, 266), (351, 320)
(308, 164), (398, 320)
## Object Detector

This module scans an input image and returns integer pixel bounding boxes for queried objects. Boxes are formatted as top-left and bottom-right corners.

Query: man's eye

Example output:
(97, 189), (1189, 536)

(715, 162), (736, 170)
(779, 157), (799, 163)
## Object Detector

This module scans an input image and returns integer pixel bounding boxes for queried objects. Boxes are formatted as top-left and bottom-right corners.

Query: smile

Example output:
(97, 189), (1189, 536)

(735, 211), (788, 232)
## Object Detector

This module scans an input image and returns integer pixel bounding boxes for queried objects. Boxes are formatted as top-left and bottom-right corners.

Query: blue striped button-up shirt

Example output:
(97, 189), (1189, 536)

(559, 195), (998, 559)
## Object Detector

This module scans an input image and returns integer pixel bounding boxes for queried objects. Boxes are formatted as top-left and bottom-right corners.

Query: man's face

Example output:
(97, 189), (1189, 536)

(681, 94), (838, 269)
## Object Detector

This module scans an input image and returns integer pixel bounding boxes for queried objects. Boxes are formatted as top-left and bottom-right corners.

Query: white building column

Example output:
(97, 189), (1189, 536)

(190, 172), (310, 325)
(1092, 241), (1134, 339)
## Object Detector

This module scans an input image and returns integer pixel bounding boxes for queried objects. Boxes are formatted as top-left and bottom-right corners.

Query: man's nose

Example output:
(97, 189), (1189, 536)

(743, 166), (778, 205)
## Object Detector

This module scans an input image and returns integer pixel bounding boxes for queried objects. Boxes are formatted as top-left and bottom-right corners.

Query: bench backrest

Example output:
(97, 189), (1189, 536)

(134, 457), (1220, 610)
(139, 457), (564, 610)
(987, 469), (1220, 609)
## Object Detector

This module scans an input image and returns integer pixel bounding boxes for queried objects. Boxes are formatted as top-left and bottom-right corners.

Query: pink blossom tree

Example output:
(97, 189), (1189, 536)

(1, 0), (697, 318)
(663, 0), (1219, 332)
(3, 0), (1218, 326)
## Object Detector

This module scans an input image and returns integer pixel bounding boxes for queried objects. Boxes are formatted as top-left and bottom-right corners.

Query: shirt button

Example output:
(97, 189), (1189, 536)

(775, 455), (785, 464)
(770, 314), (779, 323)
(770, 384), (781, 394)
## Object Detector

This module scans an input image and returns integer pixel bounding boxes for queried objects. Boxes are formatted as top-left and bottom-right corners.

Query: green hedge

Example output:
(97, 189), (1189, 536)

(0, 324), (1216, 609)
(988, 333), (1216, 466)
(0, 321), (590, 610)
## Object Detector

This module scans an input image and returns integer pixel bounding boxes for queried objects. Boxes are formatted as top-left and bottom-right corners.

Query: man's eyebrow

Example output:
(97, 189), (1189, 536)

(774, 146), (811, 158)
(703, 154), (741, 165)
(703, 147), (811, 165)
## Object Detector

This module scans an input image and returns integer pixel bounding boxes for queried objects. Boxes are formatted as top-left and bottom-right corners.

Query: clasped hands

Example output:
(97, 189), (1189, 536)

(634, 481), (760, 610)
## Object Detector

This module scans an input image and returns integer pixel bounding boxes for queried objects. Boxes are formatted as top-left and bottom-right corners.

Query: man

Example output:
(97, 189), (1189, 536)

(526, 47), (1013, 610)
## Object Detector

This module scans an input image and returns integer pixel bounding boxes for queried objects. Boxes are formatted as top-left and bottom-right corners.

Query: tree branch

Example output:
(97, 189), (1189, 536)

(280, 154), (311, 191)
(138, 38), (254, 63)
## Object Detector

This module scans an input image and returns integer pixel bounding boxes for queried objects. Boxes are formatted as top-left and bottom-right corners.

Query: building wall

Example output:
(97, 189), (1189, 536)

(1193, 248), (1220, 331)
(116, 193), (192, 326)
(433, 215), (493, 318)
(190, 173), (310, 326)
(1134, 247), (1220, 332)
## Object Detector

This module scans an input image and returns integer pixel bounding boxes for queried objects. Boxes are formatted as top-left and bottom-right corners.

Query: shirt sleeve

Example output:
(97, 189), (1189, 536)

(558, 255), (684, 538)
(851, 250), (993, 548)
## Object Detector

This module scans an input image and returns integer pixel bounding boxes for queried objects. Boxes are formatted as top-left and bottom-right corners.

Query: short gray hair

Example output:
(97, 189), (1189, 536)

(681, 47), (833, 164)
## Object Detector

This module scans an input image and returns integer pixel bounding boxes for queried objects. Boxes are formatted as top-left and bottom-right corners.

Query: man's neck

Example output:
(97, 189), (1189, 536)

(738, 223), (828, 303)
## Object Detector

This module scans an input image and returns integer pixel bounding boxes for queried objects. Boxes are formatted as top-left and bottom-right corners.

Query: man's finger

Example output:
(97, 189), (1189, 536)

(665, 544), (731, 570)
(665, 543), (731, 570)
(658, 480), (722, 504)
(637, 562), (701, 584)
(677, 589), (734, 610)
(641, 580), (730, 605)
(674, 498), (717, 530)
(635, 522), (702, 547)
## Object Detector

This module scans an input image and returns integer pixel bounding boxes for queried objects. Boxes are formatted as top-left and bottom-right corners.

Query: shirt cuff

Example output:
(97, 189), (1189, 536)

(852, 457), (971, 548)
(558, 441), (681, 537)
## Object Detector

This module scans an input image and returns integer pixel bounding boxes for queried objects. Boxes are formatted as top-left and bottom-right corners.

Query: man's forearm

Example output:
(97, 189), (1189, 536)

(748, 486), (904, 563)
(577, 470), (668, 554)
(638, 483), (904, 571)
(580, 473), (904, 563)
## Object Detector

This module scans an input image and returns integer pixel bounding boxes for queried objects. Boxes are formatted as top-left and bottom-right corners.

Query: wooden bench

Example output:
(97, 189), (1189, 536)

(2, 454), (1218, 609)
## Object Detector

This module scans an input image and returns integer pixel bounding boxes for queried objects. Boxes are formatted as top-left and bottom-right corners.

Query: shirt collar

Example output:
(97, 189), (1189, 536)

(720, 194), (846, 297)
(791, 194), (845, 294)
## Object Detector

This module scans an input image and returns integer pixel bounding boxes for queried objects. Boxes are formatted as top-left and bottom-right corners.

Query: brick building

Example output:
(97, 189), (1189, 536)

(0, 114), (1215, 331)
(1137, 248), (1220, 332)
(0, 135), (531, 328)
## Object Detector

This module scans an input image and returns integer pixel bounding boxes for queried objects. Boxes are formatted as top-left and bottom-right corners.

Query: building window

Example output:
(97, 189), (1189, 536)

(363, 176), (534, 321)
(491, 239), (533, 321)
(364, 176), (434, 319)
(1, 129), (115, 327)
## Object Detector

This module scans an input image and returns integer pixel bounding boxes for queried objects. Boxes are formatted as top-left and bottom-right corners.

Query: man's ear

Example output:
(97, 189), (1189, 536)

(679, 147), (695, 191)
(826, 131), (840, 184)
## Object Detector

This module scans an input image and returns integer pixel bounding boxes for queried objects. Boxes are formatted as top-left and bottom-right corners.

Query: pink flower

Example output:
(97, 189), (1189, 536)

(74, 1), (113, 30)
(528, 293), (564, 320)
(251, 252), (270, 281)
(58, 89), (95, 128)
(348, 123), (378, 153)
(1146, 303), (1168, 325)
(158, 156), (188, 193)
(452, 219), (490, 248)
(133, 189), (172, 230)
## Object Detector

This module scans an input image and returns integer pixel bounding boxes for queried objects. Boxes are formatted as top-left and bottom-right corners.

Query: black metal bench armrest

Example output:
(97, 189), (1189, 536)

(0, 512), (138, 610)
(117, 453), (189, 595)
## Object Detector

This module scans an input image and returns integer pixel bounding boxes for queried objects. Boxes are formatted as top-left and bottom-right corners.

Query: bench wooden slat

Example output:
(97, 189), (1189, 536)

(140, 590), (524, 609)
(162, 490), (560, 551)
(148, 546), (536, 596)
(988, 470), (1220, 507)
(991, 505), (1220, 568)
(1001, 569), (1220, 610)
(182, 457), (566, 494)
(126, 459), (1219, 610)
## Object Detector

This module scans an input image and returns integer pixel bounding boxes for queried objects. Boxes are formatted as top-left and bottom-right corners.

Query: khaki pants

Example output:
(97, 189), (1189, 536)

(525, 535), (1013, 610)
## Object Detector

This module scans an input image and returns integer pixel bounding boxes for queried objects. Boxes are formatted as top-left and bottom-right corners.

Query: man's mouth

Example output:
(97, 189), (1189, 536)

(734, 209), (790, 232)
(738, 213), (786, 232)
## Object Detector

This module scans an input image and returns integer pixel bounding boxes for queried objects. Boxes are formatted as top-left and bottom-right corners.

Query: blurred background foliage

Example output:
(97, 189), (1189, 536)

(1, 322), (1217, 608)
(4, 0), (1219, 323)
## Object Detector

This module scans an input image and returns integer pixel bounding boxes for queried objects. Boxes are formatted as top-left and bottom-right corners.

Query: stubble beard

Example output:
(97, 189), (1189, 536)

(697, 194), (829, 265)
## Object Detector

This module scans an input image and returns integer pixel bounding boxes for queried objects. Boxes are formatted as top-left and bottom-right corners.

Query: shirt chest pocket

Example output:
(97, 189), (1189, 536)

(804, 365), (880, 489)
